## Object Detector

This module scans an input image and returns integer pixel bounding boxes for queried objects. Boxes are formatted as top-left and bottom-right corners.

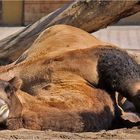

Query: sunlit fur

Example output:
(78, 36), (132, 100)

(0, 25), (139, 131)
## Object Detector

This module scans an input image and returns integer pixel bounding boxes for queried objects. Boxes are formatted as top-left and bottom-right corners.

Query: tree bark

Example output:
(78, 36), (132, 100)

(0, 0), (139, 64)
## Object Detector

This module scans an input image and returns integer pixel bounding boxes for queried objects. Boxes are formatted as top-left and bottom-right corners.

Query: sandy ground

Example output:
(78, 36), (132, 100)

(94, 26), (140, 49)
(0, 27), (25, 40)
(0, 26), (139, 139)
(0, 127), (139, 140)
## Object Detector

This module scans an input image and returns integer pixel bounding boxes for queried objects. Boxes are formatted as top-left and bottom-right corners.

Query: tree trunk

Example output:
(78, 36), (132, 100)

(0, 0), (139, 64)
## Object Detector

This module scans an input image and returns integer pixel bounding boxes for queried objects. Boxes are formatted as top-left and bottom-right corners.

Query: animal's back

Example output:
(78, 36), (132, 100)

(15, 25), (116, 64)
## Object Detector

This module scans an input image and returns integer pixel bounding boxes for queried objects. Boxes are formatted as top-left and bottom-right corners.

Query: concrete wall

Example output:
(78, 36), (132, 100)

(24, 0), (72, 25)
(118, 12), (140, 25)
(2, 0), (23, 25)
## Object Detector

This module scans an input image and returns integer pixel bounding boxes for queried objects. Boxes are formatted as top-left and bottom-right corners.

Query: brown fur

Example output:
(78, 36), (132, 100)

(0, 25), (117, 132)
(5, 77), (114, 132)
(0, 25), (138, 131)
(0, 25), (119, 98)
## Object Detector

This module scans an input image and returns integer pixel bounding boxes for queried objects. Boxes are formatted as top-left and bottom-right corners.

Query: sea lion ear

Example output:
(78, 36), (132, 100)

(8, 77), (22, 91)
